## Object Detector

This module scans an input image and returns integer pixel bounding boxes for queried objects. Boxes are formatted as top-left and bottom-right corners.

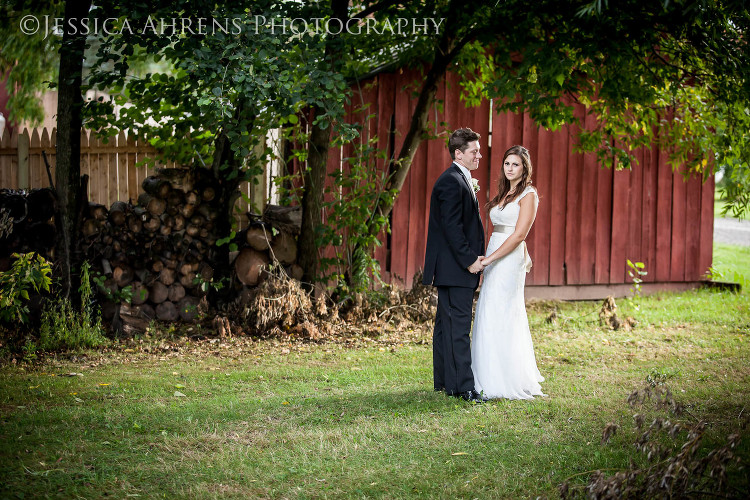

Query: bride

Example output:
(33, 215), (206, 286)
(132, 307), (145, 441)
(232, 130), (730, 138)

(471, 145), (545, 400)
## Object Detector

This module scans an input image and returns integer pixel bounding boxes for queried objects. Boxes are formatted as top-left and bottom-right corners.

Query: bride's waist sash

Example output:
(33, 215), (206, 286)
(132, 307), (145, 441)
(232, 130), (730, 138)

(491, 224), (533, 273)
(492, 224), (514, 234)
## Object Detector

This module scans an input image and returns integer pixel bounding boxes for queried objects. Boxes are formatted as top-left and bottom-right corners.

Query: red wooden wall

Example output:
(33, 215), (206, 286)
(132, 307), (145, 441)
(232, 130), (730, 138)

(326, 70), (714, 290)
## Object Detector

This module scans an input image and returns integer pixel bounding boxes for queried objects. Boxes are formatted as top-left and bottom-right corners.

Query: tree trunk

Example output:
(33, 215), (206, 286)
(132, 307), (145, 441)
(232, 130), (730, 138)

(208, 111), (247, 306)
(297, 0), (349, 286)
(298, 106), (331, 285)
(54, 0), (93, 299)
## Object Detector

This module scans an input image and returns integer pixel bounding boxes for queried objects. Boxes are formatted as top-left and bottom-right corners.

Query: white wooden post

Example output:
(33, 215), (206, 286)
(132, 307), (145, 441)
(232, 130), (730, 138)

(17, 129), (29, 189)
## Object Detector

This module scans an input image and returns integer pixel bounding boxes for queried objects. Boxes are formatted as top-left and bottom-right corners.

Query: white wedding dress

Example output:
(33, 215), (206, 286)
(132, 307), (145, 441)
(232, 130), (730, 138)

(471, 186), (545, 400)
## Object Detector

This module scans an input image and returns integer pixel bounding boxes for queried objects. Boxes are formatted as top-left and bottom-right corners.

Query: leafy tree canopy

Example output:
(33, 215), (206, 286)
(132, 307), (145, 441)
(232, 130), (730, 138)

(83, 1), (354, 179)
(338, 0), (750, 214)
(3, 0), (748, 264)
(456, 0), (749, 214)
(0, 0), (64, 126)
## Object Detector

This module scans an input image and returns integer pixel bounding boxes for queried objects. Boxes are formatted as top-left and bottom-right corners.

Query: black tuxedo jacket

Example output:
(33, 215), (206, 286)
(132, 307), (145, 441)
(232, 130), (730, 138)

(423, 164), (485, 288)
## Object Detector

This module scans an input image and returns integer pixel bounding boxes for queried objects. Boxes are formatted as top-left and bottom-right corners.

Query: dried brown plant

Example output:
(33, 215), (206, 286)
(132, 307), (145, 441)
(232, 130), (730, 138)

(245, 264), (314, 333)
(560, 382), (747, 499)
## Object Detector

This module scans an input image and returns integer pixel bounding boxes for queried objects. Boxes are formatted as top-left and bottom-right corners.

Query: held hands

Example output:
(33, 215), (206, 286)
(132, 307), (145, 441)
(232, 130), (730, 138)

(468, 256), (485, 274)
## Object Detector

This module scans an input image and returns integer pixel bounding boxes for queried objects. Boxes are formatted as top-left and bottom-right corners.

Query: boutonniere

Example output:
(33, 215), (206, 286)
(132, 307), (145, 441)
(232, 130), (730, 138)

(471, 178), (480, 193)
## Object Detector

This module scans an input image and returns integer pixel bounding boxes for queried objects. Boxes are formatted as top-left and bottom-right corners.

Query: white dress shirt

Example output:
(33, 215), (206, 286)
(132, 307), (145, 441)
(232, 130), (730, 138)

(453, 162), (476, 199)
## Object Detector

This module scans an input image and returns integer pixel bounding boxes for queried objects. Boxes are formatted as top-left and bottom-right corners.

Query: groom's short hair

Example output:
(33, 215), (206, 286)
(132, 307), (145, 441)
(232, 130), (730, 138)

(449, 128), (481, 159)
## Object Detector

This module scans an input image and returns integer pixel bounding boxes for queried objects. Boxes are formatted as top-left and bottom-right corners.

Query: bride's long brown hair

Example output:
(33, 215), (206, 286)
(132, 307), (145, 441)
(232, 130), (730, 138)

(487, 145), (533, 210)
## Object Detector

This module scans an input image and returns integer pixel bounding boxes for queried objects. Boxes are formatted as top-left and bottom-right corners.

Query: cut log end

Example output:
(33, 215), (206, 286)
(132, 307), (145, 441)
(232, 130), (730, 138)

(234, 247), (270, 286)
(149, 281), (169, 304)
(271, 230), (298, 265)
(155, 301), (179, 321)
(130, 281), (149, 305)
(168, 283), (186, 303)
(178, 296), (201, 321)
(246, 226), (271, 251)
(113, 265), (134, 288)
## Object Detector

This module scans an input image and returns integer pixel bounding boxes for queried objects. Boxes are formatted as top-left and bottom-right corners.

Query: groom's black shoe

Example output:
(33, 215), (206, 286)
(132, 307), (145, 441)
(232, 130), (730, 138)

(454, 390), (486, 403)
(470, 390), (489, 403)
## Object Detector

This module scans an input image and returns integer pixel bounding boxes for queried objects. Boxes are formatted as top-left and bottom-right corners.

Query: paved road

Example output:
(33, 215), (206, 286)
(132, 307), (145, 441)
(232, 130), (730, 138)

(714, 217), (750, 246)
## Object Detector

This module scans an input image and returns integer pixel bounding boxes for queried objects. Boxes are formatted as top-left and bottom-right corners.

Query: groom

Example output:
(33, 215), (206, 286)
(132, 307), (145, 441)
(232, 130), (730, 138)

(423, 128), (486, 403)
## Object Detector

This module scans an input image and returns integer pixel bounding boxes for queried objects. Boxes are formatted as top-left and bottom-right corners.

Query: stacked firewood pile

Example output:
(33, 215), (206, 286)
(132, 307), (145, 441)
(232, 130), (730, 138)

(81, 169), (219, 325)
(0, 188), (57, 270)
(238, 205), (302, 286)
(79, 167), (302, 331)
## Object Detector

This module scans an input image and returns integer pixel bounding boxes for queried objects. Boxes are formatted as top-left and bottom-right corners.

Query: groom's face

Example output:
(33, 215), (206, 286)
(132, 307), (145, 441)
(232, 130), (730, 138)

(455, 141), (482, 171)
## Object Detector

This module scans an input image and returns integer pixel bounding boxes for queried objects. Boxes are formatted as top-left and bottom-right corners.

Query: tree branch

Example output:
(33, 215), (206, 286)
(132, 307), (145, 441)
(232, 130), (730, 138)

(350, 0), (404, 21)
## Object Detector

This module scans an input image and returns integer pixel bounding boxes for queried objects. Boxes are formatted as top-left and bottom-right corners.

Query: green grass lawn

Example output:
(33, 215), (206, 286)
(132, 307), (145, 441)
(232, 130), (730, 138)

(0, 243), (748, 499)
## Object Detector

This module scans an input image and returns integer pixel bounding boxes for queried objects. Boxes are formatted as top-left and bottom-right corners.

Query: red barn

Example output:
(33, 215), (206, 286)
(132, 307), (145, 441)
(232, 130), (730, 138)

(330, 69), (713, 299)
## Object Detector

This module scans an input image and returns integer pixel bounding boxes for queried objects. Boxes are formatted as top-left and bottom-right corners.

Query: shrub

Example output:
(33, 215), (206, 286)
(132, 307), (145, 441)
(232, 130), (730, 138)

(0, 252), (52, 325)
(37, 262), (107, 351)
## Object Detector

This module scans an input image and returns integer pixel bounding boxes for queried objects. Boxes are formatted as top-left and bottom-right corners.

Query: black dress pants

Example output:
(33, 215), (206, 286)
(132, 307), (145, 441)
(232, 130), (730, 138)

(433, 286), (475, 395)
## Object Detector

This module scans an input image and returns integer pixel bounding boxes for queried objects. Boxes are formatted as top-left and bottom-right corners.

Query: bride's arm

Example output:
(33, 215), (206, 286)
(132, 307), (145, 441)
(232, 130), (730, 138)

(481, 192), (538, 266)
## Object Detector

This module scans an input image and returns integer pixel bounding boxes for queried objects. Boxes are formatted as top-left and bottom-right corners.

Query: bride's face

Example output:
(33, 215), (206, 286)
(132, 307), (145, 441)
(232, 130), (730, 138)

(503, 154), (524, 183)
